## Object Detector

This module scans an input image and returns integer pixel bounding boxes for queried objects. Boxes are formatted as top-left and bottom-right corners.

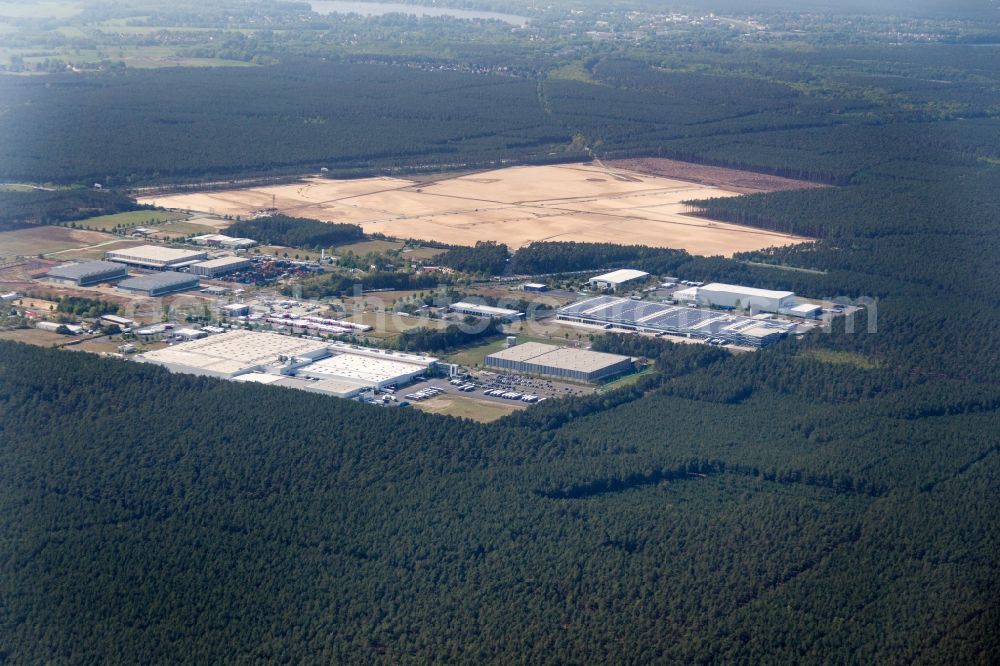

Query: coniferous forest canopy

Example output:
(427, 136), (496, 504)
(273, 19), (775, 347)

(2, 0), (1000, 663)
(226, 215), (364, 248)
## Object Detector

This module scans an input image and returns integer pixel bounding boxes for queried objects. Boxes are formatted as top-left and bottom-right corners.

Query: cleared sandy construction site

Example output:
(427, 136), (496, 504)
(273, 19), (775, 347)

(138, 163), (812, 256)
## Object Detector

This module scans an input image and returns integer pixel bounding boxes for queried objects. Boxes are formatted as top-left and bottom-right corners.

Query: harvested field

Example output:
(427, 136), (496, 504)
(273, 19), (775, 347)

(13, 296), (60, 311)
(139, 162), (813, 256)
(0, 226), (118, 259)
(403, 247), (446, 260)
(11, 283), (151, 311)
(186, 214), (233, 228)
(0, 328), (68, 347)
(412, 396), (523, 423)
(605, 158), (825, 193)
(0, 258), (58, 283)
(345, 311), (443, 334)
(52, 239), (146, 262)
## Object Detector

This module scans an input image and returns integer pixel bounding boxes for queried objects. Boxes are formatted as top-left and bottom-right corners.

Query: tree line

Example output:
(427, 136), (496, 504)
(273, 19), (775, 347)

(0, 189), (142, 232)
(226, 215), (364, 248)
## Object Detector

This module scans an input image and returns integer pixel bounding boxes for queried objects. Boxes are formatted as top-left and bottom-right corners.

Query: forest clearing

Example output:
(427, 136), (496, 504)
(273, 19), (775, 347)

(139, 163), (813, 256)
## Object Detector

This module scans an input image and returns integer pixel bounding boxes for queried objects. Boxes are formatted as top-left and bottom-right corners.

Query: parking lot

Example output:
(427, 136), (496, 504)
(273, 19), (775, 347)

(394, 372), (593, 408)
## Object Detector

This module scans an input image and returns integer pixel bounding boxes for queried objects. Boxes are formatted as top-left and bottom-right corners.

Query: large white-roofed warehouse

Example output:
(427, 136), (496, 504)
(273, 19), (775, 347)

(135, 330), (437, 398)
(485, 341), (633, 383)
(558, 295), (792, 347)
(137, 330), (330, 379)
(693, 283), (796, 313)
(589, 269), (649, 291)
(117, 271), (200, 297)
(105, 245), (207, 269)
(44, 261), (127, 286)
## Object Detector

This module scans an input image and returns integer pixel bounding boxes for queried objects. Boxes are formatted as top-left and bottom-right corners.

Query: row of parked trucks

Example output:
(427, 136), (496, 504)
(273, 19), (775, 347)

(402, 380), (549, 404)
(404, 386), (445, 401)
(483, 389), (545, 403)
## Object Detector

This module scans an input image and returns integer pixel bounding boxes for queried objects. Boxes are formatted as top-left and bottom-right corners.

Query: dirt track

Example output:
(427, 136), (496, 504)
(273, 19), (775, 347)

(606, 158), (825, 193)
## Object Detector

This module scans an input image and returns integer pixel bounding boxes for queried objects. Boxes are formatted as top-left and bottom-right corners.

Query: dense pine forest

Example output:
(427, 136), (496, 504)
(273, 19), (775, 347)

(0, 189), (143, 231)
(225, 215), (364, 248)
(3, 1), (1000, 663)
(0, 62), (580, 185)
(3, 42), (1000, 188)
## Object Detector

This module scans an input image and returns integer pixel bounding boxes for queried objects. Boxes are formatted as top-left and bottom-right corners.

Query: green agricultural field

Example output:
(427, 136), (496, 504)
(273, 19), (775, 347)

(4, 45), (258, 71)
(74, 210), (187, 232)
(443, 337), (509, 367)
(402, 246), (447, 261)
(336, 239), (405, 255)
(154, 220), (227, 238)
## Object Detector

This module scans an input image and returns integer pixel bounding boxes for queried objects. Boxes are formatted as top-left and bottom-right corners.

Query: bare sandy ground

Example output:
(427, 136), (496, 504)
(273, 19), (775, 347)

(138, 163), (812, 256)
(606, 158), (825, 193)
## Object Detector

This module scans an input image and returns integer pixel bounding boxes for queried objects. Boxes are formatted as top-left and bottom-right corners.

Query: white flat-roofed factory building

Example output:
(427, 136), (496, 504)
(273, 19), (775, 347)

(694, 283), (796, 313)
(296, 344), (434, 390)
(116, 271), (200, 297)
(485, 341), (632, 383)
(558, 295), (792, 347)
(137, 330), (330, 378)
(450, 301), (524, 321)
(788, 303), (823, 319)
(589, 269), (649, 291)
(136, 330), (436, 398)
(221, 303), (251, 317)
(233, 372), (372, 399)
(105, 245), (207, 269)
(190, 234), (257, 249)
(189, 256), (252, 278)
(45, 260), (128, 286)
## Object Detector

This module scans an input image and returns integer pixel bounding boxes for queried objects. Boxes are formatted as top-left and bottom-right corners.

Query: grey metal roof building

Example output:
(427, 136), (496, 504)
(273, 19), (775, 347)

(117, 271), (200, 297)
(45, 261), (127, 286)
(485, 341), (632, 383)
(189, 256), (252, 278)
(558, 295), (792, 347)
(450, 301), (524, 321)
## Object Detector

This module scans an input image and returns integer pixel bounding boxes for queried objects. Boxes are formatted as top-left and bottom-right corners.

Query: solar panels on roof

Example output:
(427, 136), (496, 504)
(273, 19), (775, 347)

(558, 296), (791, 347)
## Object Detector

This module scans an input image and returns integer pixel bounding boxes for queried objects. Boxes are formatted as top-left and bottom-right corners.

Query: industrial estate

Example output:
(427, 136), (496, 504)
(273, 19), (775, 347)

(1, 212), (841, 419)
(5, 4), (989, 661)
(0, 144), (855, 425)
